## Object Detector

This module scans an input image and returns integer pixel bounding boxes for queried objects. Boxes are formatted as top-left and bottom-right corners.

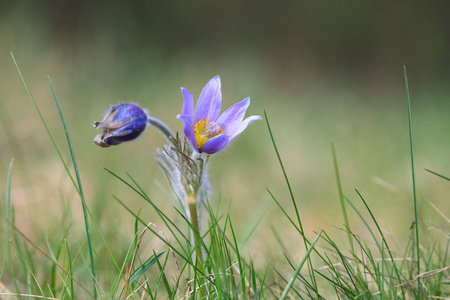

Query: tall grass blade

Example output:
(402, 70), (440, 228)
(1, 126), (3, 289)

(266, 188), (301, 234)
(355, 189), (405, 297)
(5, 159), (21, 299)
(47, 76), (97, 298)
(0, 100), (37, 201)
(279, 230), (322, 300)
(49, 233), (67, 296)
(331, 143), (353, 252)
(344, 195), (378, 248)
(264, 111), (319, 296)
(9, 243), (46, 297)
(154, 251), (172, 298)
(65, 239), (74, 300)
(404, 66), (420, 296)
(11, 53), (98, 297)
(264, 111), (303, 233)
(229, 217), (246, 298)
(10, 53), (79, 195)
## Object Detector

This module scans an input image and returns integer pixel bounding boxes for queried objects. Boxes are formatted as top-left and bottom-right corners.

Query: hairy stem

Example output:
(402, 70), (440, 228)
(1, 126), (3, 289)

(187, 196), (206, 297)
(188, 201), (203, 270)
(147, 116), (175, 141)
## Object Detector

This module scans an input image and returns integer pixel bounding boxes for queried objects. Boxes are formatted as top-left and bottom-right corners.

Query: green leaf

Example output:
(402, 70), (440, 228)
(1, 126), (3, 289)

(128, 252), (165, 285)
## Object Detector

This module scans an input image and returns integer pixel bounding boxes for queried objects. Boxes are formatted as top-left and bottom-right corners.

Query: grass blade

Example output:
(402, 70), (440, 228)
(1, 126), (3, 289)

(264, 111), (303, 234)
(11, 53), (97, 297)
(10, 54), (79, 195)
(425, 169), (450, 182)
(128, 252), (165, 285)
(279, 230), (322, 300)
(404, 66), (420, 296)
(355, 189), (405, 297)
(229, 216), (246, 298)
(8, 222), (94, 298)
(47, 76), (97, 298)
(264, 111), (319, 296)
(331, 143), (353, 252)
(65, 239), (74, 300)
(5, 159), (22, 299)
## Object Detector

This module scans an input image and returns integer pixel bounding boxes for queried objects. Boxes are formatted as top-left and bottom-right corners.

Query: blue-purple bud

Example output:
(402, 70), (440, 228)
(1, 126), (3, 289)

(93, 103), (148, 147)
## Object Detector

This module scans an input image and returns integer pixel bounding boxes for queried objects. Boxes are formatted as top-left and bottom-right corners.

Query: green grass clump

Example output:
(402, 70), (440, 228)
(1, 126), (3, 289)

(1, 57), (448, 299)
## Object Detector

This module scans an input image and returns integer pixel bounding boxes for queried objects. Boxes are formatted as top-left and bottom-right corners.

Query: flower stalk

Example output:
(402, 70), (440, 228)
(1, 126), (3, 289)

(156, 135), (209, 260)
(147, 116), (175, 141)
(187, 194), (204, 270)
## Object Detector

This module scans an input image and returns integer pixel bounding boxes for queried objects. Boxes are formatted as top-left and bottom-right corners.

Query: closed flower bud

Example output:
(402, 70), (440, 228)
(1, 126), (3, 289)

(93, 103), (148, 147)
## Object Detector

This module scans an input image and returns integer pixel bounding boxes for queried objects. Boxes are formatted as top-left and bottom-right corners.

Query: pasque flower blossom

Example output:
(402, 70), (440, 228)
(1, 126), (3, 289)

(177, 76), (261, 154)
(93, 103), (148, 147)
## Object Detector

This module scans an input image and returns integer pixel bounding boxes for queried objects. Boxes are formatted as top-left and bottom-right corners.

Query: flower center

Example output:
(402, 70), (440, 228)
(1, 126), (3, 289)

(193, 117), (225, 150)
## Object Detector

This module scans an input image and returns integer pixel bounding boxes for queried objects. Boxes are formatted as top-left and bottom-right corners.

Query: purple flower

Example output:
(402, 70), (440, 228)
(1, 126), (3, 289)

(93, 103), (148, 147)
(177, 76), (261, 154)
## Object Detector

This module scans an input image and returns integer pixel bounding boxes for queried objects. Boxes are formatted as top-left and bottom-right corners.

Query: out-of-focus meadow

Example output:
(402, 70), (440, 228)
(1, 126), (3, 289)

(1, 1), (449, 279)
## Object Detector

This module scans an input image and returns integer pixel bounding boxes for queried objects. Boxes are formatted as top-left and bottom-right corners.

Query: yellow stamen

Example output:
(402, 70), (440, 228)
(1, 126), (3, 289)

(193, 117), (225, 149)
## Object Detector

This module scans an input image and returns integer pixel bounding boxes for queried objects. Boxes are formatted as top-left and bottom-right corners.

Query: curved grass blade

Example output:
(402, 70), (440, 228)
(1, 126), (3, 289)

(264, 111), (303, 234)
(264, 111), (319, 296)
(117, 251), (165, 298)
(47, 76), (97, 298)
(128, 252), (165, 285)
(10, 54), (79, 195)
(154, 251), (173, 298)
(11, 53), (97, 297)
(355, 189), (405, 297)
(279, 230), (322, 300)
(331, 144), (353, 253)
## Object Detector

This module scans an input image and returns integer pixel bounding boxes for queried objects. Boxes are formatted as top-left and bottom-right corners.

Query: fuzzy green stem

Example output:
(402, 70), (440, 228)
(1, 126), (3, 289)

(187, 196), (205, 297)
(147, 116), (175, 141)
(188, 201), (203, 270)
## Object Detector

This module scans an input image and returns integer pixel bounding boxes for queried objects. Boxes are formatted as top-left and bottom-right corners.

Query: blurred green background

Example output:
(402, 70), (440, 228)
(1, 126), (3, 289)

(1, 1), (449, 271)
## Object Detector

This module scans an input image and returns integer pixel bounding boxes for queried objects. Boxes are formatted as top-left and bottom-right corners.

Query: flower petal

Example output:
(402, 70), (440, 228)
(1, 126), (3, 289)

(216, 97), (250, 133)
(200, 134), (229, 154)
(195, 76), (222, 122)
(181, 88), (194, 124)
(177, 115), (199, 152)
(228, 115), (261, 139)
(102, 128), (143, 145)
